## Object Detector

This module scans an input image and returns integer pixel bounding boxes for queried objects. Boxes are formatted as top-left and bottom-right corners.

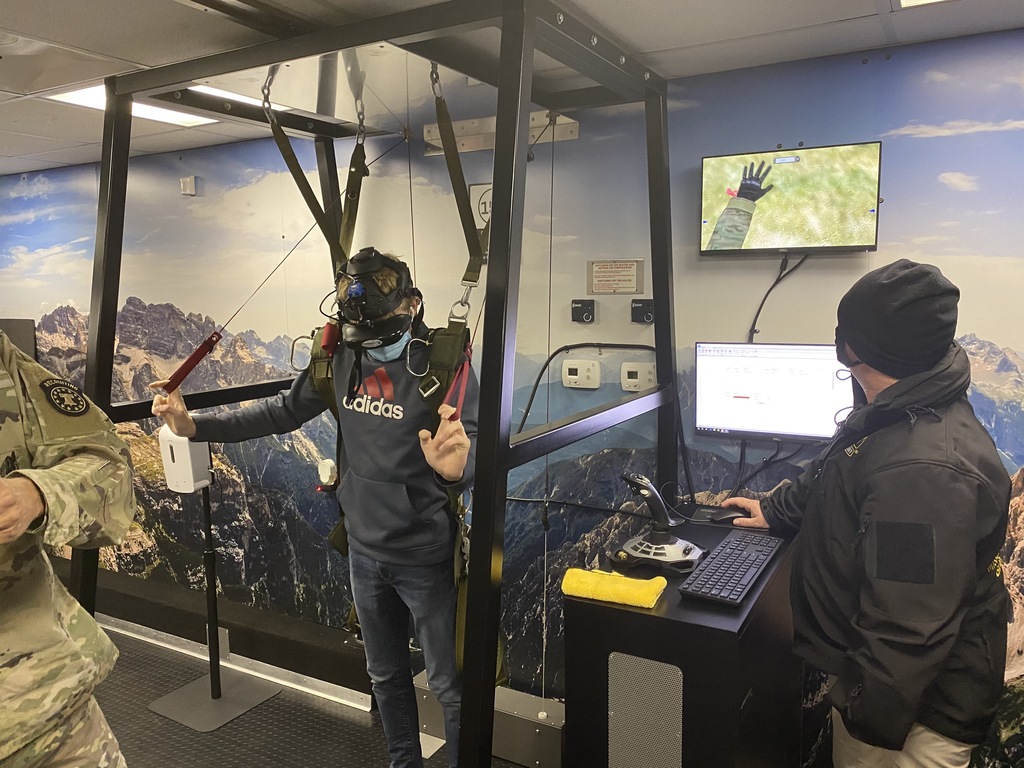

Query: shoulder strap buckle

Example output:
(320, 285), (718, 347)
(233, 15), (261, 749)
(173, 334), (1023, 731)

(419, 375), (441, 399)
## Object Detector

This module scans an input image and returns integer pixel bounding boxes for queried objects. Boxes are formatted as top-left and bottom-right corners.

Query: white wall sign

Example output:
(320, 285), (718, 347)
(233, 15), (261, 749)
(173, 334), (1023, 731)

(469, 183), (492, 230)
(587, 260), (644, 295)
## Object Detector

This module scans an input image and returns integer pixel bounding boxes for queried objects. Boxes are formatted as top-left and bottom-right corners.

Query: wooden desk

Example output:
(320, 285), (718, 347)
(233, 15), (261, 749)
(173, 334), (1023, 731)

(564, 524), (801, 767)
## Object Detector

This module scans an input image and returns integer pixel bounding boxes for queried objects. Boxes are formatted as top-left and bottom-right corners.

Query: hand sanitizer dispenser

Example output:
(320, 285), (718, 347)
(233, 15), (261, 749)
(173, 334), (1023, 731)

(159, 425), (213, 493)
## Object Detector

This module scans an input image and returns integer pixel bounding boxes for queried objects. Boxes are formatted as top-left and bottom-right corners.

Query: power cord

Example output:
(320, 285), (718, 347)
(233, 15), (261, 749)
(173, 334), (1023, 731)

(747, 253), (810, 343)
(515, 342), (656, 434)
(730, 443), (806, 496)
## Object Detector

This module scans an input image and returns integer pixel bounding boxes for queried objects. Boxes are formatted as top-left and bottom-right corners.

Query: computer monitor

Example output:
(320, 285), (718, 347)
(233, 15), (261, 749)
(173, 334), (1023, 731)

(699, 141), (881, 255)
(694, 342), (854, 442)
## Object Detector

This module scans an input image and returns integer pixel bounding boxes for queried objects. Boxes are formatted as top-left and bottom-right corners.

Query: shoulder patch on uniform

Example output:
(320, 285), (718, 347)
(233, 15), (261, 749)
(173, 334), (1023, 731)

(39, 378), (90, 417)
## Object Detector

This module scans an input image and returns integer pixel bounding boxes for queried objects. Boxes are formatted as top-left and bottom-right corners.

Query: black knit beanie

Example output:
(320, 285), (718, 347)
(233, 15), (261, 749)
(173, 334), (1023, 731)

(836, 259), (959, 379)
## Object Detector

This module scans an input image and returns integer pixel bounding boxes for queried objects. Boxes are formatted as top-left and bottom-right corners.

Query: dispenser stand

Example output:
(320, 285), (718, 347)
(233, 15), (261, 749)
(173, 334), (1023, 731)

(150, 431), (280, 731)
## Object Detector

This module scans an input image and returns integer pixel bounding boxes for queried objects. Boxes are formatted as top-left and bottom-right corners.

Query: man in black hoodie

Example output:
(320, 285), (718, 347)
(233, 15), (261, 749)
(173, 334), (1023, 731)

(152, 250), (476, 768)
(723, 259), (1010, 767)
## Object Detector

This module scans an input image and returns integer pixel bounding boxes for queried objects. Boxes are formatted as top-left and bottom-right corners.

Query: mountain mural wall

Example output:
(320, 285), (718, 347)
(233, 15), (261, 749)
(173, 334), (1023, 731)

(32, 303), (1024, 766)
(38, 299), (803, 691)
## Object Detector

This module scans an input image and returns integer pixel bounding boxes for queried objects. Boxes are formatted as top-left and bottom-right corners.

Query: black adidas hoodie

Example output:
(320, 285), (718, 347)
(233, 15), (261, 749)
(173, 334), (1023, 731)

(192, 325), (478, 566)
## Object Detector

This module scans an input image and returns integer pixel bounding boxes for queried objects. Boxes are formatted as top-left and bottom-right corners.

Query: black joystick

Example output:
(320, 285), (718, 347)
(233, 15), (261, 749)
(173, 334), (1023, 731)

(621, 472), (673, 531)
(621, 472), (688, 528)
(616, 472), (704, 572)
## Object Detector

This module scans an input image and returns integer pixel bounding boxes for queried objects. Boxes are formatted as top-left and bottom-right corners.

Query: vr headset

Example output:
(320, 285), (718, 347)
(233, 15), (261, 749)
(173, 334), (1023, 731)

(337, 247), (417, 350)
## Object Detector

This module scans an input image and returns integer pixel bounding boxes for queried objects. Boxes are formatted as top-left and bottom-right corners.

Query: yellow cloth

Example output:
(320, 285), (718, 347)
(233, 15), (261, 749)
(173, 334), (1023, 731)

(560, 568), (667, 609)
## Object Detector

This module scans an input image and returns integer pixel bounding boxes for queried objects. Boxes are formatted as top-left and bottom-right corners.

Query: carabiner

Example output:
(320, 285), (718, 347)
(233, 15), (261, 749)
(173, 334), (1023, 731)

(429, 62), (443, 100)
(289, 332), (314, 372)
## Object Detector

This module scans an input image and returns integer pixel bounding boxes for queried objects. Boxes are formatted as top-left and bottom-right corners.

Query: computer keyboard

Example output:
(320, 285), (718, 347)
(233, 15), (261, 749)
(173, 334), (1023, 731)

(678, 529), (784, 606)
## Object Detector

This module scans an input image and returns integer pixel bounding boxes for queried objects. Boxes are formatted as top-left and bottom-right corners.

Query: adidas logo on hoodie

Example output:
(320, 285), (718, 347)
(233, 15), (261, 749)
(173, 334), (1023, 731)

(343, 367), (405, 419)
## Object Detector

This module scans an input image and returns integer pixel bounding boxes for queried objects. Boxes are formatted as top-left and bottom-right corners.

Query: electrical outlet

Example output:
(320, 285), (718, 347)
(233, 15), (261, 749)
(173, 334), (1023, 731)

(562, 359), (601, 389)
(621, 362), (656, 391)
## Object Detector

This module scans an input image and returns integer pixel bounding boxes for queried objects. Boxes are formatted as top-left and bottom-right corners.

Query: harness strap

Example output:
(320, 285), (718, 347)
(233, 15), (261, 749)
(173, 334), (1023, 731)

(421, 322), (471, 432)
(431, 64), (486, 287)
(266, 114), (345, 272)
(339, 142), (369, 263)
(263, 66), (368, 279)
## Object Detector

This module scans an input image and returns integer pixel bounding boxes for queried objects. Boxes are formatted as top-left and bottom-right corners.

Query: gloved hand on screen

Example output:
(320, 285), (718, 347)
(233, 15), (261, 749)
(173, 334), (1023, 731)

(737, 161), (774, 202)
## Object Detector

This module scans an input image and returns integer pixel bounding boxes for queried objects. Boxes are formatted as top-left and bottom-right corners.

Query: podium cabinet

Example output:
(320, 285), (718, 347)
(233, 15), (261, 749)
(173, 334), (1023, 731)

(564, 526), (801, 767)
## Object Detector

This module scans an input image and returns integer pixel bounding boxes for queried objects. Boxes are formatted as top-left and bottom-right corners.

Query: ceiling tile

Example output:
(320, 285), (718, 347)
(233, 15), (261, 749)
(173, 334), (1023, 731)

(0, 129), (86, 157)
(0, 33), (135, 95)
(22, 144), (105, 166)
(0, 99), (208, 143)
(558, 0), (882, 59)
(887, 0), (1024, 42)
(0, 155), (63, 175)
(647, 16), (890, 79)
(2, 0), (272, 67)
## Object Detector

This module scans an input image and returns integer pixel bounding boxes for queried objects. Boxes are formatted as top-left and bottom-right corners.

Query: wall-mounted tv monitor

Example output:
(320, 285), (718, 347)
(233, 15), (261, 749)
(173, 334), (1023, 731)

(694, 342), (855, 442)
(699, 141), (881, 255)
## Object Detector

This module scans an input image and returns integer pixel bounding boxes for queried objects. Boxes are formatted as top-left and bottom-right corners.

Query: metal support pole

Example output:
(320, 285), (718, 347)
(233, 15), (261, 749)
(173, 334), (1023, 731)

(458, 0), (536, 765)
(644, 90), (679, 492)
(201, 485), (222, 699)
(72, 78), (133, 613)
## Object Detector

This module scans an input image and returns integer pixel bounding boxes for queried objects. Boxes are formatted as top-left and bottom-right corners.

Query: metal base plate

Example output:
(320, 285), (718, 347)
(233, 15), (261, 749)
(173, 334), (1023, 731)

(148, 668), (281, 732)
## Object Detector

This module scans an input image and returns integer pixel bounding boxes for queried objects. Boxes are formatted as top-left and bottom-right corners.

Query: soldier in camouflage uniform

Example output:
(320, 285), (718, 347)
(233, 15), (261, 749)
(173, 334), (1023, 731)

(0, 330), (137, 767)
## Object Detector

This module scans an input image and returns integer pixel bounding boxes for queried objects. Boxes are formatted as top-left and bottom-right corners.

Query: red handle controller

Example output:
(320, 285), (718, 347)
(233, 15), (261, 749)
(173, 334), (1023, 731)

(163, 331), (222, 394)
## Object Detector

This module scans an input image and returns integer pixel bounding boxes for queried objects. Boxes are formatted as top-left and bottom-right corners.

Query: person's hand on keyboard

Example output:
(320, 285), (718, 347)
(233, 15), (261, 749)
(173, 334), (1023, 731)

(720, 497), (770, 529)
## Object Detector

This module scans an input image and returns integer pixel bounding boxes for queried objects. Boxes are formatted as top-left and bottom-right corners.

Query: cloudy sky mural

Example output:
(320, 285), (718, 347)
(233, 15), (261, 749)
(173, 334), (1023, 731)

(2, 30), (1021, 355)
(669, 29), (1023, 351)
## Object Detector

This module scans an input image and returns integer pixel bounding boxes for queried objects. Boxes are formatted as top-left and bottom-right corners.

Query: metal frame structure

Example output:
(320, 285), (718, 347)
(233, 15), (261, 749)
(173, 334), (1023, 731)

(82, 0), (678, 764)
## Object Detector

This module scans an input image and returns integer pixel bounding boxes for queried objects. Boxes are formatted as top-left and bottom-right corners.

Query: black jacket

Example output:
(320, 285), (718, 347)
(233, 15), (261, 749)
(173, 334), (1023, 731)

(762, 344), (1010, 749)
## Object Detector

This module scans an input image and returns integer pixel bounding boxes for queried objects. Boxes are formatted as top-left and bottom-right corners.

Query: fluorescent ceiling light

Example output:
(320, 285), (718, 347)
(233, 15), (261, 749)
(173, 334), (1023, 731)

(896, 0), (952, 7)
(190, 85), (291, 112)
(48, 85), (217, 127)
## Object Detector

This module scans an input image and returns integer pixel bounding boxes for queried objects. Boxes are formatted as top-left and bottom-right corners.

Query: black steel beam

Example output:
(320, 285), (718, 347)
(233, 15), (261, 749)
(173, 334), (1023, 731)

(457, 0), (535, 764)
(69, 549), (99, 616)
(146, 90), (365, 139)
(86, 81), (132, 413)
(533, 0), (665, 101)
(115, 0), (504, 97)
(173, 0), (313, 38)
(509, 387), (674, 468)
(644, 91), (680, 493)
(537, 83), (631, 112)
(400, 38), (577, 113)
(106, 379), (296, 425)
(73, 80), (134, 615)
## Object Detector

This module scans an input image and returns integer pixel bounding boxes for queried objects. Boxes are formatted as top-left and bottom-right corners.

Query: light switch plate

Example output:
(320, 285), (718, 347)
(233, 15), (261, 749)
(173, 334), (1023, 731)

(562, 359), (601, 389)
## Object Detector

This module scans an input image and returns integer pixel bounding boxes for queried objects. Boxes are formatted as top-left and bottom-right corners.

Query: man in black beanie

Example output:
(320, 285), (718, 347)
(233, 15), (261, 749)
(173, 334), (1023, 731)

(722, 259), (1011, 767)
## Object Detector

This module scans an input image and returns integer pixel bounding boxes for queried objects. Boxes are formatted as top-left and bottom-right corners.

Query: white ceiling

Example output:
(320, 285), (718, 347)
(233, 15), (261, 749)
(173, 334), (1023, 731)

(1, 0), (1022, 176)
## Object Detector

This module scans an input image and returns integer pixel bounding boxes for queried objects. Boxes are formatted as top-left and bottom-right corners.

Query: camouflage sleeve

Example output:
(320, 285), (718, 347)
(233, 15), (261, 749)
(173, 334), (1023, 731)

(7, 347), (136, 550)
(706, 197), (756, 250)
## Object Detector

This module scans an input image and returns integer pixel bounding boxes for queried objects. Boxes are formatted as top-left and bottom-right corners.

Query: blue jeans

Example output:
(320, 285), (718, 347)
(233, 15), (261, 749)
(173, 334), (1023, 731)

(349, 547), (462, 768)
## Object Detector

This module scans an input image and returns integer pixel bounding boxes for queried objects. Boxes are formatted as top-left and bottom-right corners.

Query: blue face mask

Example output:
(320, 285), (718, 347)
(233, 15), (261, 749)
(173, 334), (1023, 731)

(366, 330), (411, 362)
